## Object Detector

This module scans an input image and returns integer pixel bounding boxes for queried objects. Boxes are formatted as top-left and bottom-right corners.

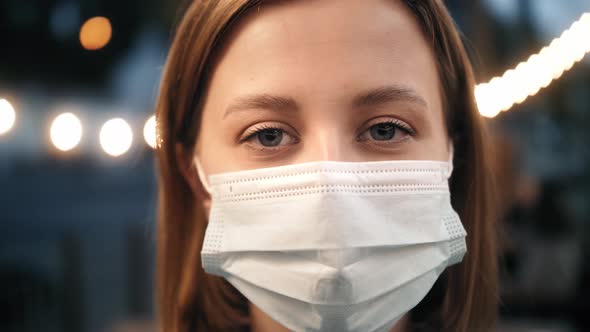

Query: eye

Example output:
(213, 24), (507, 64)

(370, 122), (396, 141)
(357, 118), (415, 143)
(256, 128), (284, 147)
(240, 123), (299, 149)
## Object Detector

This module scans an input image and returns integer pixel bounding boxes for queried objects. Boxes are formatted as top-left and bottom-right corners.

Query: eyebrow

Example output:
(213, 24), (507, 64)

(352, 85), (428, 109)
(223, 84), (428, 119)
(223, 93), (298, 119)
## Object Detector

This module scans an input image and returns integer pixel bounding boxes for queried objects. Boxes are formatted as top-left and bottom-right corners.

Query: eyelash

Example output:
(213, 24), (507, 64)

(239, 123), (294, 145)
(239, 118), (416, 151)
(362, 118), (416, 138)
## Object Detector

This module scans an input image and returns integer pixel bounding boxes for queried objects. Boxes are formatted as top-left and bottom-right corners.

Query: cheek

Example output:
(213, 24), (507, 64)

(428, 85), (450, 161)
(420, 110), (449, 161)
(196, 100), (236, 175)
(405, 77), (448, 160)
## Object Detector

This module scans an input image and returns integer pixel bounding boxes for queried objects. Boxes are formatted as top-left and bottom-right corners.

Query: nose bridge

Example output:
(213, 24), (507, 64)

(308, 125), (347, 162)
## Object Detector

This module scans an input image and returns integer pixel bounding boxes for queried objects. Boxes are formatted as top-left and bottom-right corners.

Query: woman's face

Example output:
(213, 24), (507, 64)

(196, 0), (448, 177)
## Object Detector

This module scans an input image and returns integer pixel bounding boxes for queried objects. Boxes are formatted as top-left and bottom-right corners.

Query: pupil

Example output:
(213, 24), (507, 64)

(258, 129), (282, 147)
(370, 123), (395, 140)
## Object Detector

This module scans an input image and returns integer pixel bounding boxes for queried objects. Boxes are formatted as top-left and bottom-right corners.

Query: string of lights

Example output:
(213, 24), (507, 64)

(0, 13), (589, 156)
(475, 12), (590, 118)
(0, 99), (16, 136)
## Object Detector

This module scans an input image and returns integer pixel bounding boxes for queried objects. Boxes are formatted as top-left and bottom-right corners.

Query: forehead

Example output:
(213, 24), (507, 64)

(205, 0), (441, 113)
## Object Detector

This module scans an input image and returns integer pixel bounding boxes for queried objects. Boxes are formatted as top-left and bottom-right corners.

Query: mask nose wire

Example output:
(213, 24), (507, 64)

(196, 145), (455, 191)
(194, 156), (212, 195)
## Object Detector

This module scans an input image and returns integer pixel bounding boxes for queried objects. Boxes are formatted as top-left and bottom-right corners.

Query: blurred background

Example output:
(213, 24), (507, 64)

(0, 0), (589, 331)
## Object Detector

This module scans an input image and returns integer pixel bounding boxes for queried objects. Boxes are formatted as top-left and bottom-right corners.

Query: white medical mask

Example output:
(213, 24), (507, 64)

(197, 154), (466, 332)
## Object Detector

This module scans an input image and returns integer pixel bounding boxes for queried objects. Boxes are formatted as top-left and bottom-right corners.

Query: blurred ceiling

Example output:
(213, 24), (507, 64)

(0, 0), (176, 86)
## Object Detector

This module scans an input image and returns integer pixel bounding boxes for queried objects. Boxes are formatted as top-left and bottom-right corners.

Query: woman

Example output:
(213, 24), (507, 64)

(155, 0), (498, 331)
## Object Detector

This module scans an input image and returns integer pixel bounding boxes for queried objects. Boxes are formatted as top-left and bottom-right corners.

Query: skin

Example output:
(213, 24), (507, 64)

(184, 0), (449, 330)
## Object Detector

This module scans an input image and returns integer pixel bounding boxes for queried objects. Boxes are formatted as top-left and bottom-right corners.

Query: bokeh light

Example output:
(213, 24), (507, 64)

(99, 118), (133, 157)
(143, 115), (156, 149)
(0, 98), (16, 135)
(79, 16), (112, 50)
(476, 12), (590, 118)
(50, 113), (83, 151)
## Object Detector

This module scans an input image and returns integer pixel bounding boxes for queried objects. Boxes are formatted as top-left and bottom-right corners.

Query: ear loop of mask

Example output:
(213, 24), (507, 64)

(194, 156), (212, 195)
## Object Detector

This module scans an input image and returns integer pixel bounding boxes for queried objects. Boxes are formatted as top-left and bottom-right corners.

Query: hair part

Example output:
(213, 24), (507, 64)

(155, 1), (498, 331)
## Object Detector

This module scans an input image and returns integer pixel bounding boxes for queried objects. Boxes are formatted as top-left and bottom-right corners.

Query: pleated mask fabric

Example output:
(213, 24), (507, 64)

(198, 158), (467, 332)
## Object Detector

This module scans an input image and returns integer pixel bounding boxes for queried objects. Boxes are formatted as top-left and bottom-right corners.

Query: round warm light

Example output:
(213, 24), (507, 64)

(143, 115), (156, 149)
(79, 16), (112, 50)
(475, 83), (500, 118)
(100, 118), (133, 157)
(50, 113), (83, 151)
(0, 99), (16, 135)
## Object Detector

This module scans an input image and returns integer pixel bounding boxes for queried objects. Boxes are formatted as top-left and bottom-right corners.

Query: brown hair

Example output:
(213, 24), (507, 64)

(154, 0), (498, 331)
